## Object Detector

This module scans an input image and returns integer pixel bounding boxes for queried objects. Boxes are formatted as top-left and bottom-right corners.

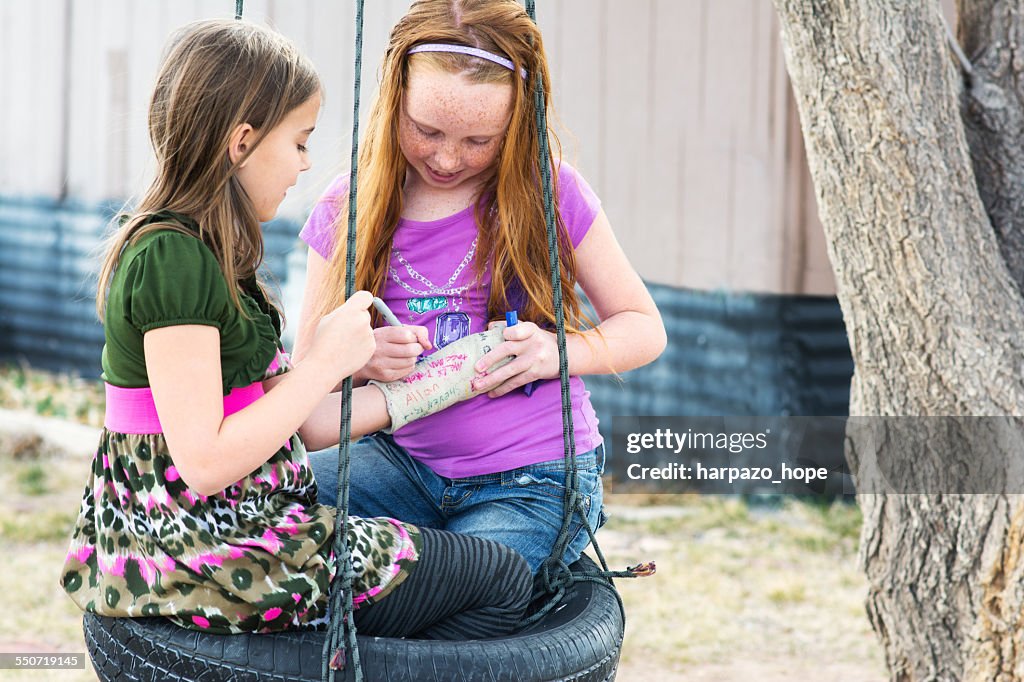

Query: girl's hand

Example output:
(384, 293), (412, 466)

(359, 325), (432, 382)
(306, 290), (377, 383)
(470, 321), (558, 398)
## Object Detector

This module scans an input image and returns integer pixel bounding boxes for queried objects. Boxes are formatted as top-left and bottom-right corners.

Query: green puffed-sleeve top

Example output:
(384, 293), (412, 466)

(100, 214), (282, 394)
(64, 212), (423, 634)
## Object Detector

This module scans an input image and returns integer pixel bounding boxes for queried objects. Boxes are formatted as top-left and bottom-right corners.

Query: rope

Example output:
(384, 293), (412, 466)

(523, 0), (579, 581)
(941, 14), (974, 81)
(517, 0), (652, 631)
(519, 0), (593, 625)
(322, 3), (365, 680)
(229, 0), (364, 677)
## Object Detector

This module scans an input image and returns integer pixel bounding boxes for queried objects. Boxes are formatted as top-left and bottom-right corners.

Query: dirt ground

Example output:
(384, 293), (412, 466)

(0, 406), (887, 681)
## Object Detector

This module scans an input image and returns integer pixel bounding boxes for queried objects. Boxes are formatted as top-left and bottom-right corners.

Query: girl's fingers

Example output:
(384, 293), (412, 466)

(344, 290), (374, 310)
(472, 320), (538, 371)
(374, 324), (431, 351)
(377, 355), (417, 370)
(471, 358), (530, 395)
(474, 341), (518, 373)
(375, 326), (419, 344)
(380, 341), (427, 357)
(501, 321), (537, 341)
(473, 331), (542, 372)
(485, 372), (529, 398)
(410, 325), (432, 350)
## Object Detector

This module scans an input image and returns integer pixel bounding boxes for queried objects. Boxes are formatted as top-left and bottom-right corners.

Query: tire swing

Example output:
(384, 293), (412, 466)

(84, 1), (653, 680)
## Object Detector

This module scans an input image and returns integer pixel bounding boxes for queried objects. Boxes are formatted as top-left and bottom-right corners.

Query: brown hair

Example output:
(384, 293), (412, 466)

(96, 18), (321, 316)
(320, 0), (590, 333)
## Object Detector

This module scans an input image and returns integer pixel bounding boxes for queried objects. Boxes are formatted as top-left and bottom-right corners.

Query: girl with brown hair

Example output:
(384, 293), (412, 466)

(297, 0), (667, 572)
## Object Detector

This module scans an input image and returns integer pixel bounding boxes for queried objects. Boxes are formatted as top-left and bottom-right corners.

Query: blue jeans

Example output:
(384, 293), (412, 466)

(308, 434), (606, 572)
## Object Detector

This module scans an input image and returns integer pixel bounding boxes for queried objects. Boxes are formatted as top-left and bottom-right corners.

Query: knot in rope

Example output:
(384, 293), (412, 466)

(539, 557), (574, 594)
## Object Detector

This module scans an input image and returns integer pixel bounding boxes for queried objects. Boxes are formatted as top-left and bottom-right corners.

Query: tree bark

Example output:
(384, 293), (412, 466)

(957, 0), (1024, 293)
(774, 1), (1024, 679)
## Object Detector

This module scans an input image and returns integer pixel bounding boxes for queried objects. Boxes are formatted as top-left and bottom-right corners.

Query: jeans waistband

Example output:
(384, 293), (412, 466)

(448, 445), (604, 485)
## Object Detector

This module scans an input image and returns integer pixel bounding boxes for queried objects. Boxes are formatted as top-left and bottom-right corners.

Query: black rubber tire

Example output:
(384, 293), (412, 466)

(84, 555), (622, 682)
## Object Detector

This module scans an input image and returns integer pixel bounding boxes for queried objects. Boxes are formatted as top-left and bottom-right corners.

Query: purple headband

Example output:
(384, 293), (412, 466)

(407, 43), (527, 79)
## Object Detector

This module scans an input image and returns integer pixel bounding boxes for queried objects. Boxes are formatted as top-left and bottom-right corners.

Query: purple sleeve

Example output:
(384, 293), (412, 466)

(299, 174), (350, 260)
(556, 162), (602, 248)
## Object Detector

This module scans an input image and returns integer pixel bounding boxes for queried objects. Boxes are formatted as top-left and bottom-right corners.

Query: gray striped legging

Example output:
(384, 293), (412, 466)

(353, 527), (532, 639)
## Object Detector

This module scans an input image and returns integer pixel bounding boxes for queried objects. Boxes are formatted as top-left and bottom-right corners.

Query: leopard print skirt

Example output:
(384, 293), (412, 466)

(61, 429), (420, 634)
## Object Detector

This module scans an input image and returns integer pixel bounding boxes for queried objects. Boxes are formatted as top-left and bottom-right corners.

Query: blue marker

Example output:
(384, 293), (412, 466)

(504, 310), (537, 396)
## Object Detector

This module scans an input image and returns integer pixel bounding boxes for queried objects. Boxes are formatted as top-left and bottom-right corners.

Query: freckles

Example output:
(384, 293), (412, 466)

(466, 147), (497, 168)
(403, 137), (433, 158)
(398, 122), (429, 157)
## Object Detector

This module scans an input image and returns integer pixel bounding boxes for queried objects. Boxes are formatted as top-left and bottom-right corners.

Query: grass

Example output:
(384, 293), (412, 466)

(0, 363), (105, 427)
(0, 364), (101, 680)
(0, 366), (886, 681)
(587, 494), (882, 678)
(16, 463), (50, 496)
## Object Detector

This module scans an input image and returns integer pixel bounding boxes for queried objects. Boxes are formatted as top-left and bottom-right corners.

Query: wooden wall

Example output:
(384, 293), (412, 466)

(0, 0), (835, 295)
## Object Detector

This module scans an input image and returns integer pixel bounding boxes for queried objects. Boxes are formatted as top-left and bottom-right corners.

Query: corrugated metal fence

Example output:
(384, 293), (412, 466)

(0, 198), (107, 373)
(0, 198), (300, 374)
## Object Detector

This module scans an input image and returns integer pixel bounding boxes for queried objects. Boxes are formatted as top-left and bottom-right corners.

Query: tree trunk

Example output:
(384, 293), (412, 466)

(773, 1), (1024, 679)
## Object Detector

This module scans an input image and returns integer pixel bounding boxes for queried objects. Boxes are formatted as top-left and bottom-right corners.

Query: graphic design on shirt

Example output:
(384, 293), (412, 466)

(408, 296), (449, 315)
(435, 312), (471, 348)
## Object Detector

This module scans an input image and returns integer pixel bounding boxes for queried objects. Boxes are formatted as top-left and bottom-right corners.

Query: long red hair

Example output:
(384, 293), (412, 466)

(319, 0), (590, 333)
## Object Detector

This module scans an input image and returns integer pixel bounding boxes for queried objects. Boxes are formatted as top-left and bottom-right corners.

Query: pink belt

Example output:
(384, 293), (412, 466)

(104, 353), (291, 450)
(104, 381), (266, 433)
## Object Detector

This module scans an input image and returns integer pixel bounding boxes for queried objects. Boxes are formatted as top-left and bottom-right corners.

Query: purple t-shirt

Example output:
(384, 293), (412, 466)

(300, 163), (603, 477)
